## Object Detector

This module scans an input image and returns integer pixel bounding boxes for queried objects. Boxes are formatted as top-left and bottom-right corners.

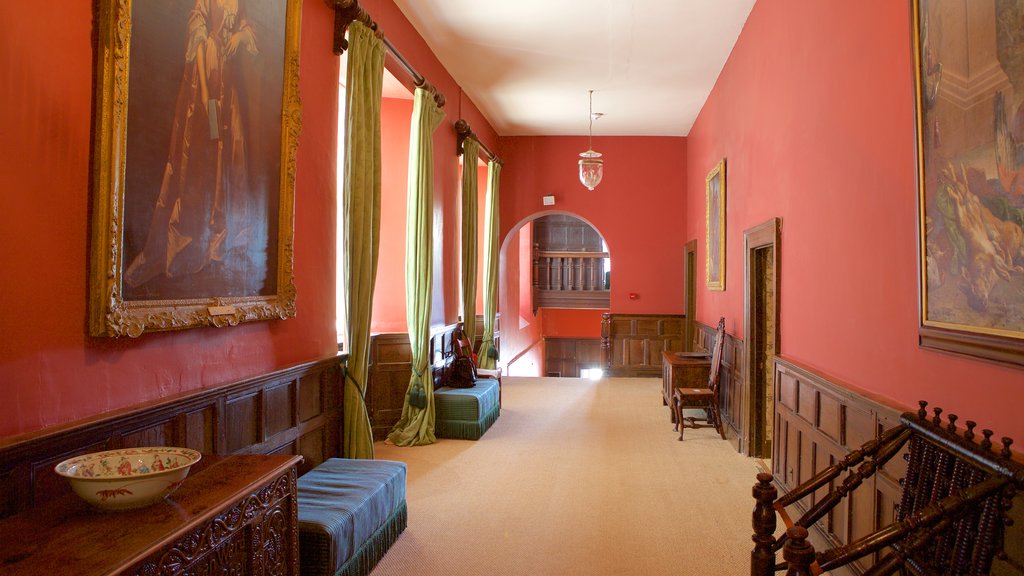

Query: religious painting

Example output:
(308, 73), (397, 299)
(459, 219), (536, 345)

(914, 0), (1024, 366)
(706, 159), (726, 291)
(89, 0), (302, 337)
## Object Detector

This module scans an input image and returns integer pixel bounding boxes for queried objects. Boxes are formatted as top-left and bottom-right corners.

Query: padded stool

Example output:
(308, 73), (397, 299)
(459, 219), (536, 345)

(434, 378), (501, 440)
(297, 459), (407, 576)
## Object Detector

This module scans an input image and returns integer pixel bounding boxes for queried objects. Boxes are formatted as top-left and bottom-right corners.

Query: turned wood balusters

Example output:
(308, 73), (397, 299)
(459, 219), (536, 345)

(751, 401), (1024, 575)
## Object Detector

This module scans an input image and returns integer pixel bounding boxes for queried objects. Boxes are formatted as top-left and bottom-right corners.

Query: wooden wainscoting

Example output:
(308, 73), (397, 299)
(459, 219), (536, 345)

(544, 337), (602, 377)
(772, 358), (1024, 575)
(0, 355), (344, 518)
(601, 313), (687, 377)
(695, 320), (744, 446)
(772, 356), (907, 575)
(366, 323), (460, 440)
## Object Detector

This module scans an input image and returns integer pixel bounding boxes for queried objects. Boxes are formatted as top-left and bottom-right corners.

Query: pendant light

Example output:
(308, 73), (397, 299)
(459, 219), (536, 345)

(578, 89), (603, 190)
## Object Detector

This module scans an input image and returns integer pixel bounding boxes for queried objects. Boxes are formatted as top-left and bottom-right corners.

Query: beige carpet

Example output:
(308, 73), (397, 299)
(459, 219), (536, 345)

(371, 376), (762, 576)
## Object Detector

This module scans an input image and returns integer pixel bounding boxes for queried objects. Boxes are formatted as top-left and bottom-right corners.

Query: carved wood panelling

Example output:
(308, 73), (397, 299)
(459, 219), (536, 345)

(544, 338), (601, 377)
(695, 320), (744, 442)
(601, 313), (687, 377)
(533, 214), (604, 251)
(0, 355), (344, 518)
(770, 356), (1024, 574)
(367, 323), (469, 440)
(773, 357), (913, 574)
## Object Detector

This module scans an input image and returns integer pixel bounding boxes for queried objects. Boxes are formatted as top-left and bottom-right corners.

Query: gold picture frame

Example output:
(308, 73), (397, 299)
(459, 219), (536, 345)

(913, 0), (1024, 366)
(706, 159), (726, 291)
(89, 0), (302, 337)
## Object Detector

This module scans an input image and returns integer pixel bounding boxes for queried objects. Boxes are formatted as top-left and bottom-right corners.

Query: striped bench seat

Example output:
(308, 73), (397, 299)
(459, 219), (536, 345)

(434, 377), (501, 440)
(297, 459), (407, 576)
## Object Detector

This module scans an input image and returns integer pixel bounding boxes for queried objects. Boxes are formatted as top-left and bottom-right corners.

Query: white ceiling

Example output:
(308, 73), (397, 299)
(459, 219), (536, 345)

(391, 0), (756, 137)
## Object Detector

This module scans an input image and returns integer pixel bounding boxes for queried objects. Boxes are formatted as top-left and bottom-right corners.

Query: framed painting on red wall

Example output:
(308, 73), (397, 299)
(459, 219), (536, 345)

(88, 0), (302, 337)
(913, 0), (1024, 367)
(706, 159), (726, 291)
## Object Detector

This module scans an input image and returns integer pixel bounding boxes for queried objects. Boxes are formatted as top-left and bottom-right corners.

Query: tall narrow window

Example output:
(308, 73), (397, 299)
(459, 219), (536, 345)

(336, 58), (348, 350)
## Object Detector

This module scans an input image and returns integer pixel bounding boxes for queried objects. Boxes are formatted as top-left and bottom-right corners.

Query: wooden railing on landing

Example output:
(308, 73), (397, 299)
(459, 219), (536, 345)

(533, 248), (610, 311)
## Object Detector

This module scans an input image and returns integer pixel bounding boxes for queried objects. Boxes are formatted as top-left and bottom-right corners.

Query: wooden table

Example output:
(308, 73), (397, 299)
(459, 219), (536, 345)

(661, 351), (711, 420)
(0, 453), (301, 575)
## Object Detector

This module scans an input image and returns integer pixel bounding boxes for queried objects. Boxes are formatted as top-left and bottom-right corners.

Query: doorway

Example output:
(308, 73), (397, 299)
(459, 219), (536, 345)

(743, 218), (780, 460)
(684, 240), (697, 351)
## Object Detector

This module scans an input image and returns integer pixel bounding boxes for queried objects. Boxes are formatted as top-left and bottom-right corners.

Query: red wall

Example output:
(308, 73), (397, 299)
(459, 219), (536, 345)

(687, 0), (1024, 439)
(0, 0), (339, 437)
(497, 136), (688, 315)
(541, 309), (604, 338)
(0, 0), (500, 439)
(370, 97), (413, 333)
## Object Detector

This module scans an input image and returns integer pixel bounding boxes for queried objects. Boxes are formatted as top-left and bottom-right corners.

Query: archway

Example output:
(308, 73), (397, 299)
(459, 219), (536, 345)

(496, 211), (613, 377)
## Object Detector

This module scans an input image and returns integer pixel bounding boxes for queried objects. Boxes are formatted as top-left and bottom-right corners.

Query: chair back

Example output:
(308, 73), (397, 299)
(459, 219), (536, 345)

(707, 317), (726, 392)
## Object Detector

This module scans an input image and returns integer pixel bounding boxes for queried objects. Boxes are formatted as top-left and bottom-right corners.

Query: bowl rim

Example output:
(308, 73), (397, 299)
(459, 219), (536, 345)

(54, 446), (202, 481)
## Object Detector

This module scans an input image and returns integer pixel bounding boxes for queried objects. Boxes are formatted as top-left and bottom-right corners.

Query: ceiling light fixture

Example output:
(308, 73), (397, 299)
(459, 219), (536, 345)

(578, 90), (603, 191)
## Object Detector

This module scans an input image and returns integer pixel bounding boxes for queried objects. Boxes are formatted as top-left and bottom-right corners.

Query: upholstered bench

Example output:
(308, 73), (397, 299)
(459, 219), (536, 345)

(297, 458), (407, 576)
(434, 377), (501, 440)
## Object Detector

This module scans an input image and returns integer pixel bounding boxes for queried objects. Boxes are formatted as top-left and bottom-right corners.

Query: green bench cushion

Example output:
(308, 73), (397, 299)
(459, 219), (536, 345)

(297, 459), (407, 576)
(435, 378), (501, 440)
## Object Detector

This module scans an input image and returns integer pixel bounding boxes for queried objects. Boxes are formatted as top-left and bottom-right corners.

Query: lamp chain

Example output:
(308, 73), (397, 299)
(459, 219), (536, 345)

(588, 89), (594, 151)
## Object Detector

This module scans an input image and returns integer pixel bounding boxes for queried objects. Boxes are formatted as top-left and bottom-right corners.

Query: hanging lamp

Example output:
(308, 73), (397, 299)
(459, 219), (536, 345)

(578, 90), (603, 190)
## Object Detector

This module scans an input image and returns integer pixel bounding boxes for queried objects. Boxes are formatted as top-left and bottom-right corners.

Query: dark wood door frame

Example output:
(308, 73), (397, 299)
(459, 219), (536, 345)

(742, 218), (781, 457)
(684, 240), (697, 351)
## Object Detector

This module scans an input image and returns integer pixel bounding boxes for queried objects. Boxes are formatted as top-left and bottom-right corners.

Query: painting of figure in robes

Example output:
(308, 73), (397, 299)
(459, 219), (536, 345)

(121, 0), (286, 301)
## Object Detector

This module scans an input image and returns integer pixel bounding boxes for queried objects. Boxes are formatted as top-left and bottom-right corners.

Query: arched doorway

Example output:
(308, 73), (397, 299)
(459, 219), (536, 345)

(497, 212), (612, 377)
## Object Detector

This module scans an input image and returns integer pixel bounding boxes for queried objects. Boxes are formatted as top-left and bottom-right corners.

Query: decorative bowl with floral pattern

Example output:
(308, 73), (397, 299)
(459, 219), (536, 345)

(55, 447), (202, 511)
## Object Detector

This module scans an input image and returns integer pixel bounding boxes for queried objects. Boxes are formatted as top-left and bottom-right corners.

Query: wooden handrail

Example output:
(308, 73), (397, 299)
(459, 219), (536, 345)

(537, 251), (609, 259)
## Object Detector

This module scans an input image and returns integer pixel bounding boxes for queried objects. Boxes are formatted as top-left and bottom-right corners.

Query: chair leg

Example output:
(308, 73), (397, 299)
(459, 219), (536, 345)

(709, 402), (726, 440)
(674, 396), (685, 441)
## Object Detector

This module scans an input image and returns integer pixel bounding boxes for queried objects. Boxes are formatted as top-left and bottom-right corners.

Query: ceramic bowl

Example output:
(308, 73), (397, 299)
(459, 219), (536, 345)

(55, 447), (202, 511)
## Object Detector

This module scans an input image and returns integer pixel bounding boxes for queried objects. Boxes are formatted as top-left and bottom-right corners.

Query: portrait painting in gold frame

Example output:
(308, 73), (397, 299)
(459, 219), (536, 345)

(913, 0), (1024, 366)
(89, 0), (302, 337)
(706, 159), (726, 291)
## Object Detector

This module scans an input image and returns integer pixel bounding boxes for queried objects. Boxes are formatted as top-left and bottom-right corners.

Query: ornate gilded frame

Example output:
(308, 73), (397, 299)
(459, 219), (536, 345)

(89, 0), (302, 337)
(912, 0), (1024, 367)
(706, 159), (726, 291)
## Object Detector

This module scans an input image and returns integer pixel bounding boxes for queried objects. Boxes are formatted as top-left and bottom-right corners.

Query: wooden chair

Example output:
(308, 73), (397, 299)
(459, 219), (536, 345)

(751, 401), (1024, 576)
(671, 317), (726, 441)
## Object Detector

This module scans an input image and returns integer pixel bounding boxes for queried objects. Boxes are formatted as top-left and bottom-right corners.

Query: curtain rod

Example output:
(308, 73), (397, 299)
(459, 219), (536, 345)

(326, 0), (445, 108)
(455, 119), (501, 165)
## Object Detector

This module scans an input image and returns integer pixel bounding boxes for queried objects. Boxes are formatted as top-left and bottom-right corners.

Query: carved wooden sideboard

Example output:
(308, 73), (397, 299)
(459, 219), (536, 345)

(661, 351), (711, 418)
(0, 454), (301, 575)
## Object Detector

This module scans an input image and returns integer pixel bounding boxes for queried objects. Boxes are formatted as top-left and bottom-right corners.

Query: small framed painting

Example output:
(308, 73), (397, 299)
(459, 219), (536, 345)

(89, 0), (303, 337)
(706, 159), (726, 291)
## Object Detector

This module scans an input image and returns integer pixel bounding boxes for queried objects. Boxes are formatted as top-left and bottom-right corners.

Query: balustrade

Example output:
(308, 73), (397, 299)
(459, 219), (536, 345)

(532, 247), (610, 311)
(533, 250), (609, 292)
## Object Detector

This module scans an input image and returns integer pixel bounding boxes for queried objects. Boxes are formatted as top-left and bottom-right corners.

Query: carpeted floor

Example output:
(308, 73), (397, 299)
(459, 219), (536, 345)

(371, 376), (762, 576)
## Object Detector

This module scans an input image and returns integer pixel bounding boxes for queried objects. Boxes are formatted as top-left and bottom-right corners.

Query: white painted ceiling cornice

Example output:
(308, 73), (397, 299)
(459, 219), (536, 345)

(391, 0), (756, 137)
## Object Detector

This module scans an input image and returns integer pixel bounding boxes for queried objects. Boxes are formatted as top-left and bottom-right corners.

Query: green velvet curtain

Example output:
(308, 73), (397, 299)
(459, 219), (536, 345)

(477, 160), (502, 370)
(387, 88), (445, 447)
(341, 22), (384, 460)
(460, 139), (481, 345)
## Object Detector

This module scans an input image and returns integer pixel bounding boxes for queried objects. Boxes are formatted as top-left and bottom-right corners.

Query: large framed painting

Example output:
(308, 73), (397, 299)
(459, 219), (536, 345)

(706, 159), (726, 291)
(89, 0), (302, 337)
(914, 0), (1024, 366)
